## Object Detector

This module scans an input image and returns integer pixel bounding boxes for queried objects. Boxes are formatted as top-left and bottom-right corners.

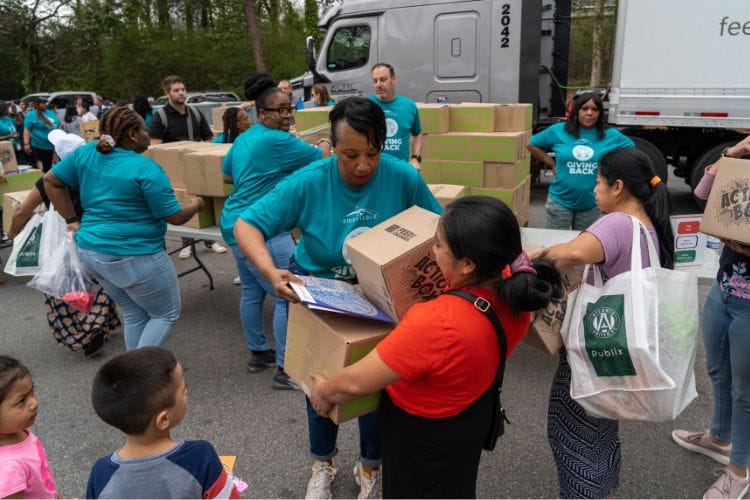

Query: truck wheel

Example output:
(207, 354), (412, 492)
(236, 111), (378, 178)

(690, 141), (737, 210)
(632, 137), (668, 184)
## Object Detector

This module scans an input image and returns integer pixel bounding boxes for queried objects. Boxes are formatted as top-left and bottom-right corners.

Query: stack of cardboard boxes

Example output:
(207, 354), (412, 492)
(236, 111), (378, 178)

(418, 103), (533, 225)
(144, 141), (232, 229)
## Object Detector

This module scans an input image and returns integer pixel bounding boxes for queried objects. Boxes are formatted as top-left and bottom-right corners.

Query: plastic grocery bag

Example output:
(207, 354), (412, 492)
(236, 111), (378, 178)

(561, 216), (699, 421)
(28, 212), (94, 313)
(4, 213), (44, 276)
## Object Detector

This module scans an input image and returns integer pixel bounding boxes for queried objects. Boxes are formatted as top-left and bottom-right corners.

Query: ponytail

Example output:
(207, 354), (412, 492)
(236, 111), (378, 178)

(599, 148), (675, 269)
(442, 196), (563, 315)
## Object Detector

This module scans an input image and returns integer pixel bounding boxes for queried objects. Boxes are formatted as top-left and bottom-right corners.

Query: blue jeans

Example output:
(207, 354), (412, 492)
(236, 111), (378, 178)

(306, 397), (382, 465)
(704, 282), (750, 467)
(78, 249), (181, 350)
(289, 257), (383, 465)
(545, 196), (601, 231)
(230, 232), (294, 367)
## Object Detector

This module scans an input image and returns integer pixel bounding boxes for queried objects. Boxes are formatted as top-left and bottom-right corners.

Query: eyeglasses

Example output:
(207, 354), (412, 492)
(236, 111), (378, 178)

(263, 107), (293, 116)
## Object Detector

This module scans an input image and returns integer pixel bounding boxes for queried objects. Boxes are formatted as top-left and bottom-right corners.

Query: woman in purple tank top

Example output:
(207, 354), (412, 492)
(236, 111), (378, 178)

(542, 148), (675, 498)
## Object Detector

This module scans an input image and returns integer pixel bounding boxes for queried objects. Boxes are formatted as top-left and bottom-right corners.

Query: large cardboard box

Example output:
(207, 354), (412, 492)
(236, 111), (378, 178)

(285, 303), (392, 424)
(173, 188), (215, 228)
(2, 190), (43, 233)
(212, 197), (227, 221)
(424, 132), (526, 162)
(147, 141), (216, 190)
(448, 103), (496, 132)
(439, 160), (483, 186)
(0, 169), (43, 203)
(345, 206), (444, 322)
(428, 184), (466, 208)
(483, 156), (530, 189)
(417, 104), (450, 134)
(0, 142), (18, 173)
(419, 158), (441, 184)
(468, 175), (531, 213)
(526, 269), (581, 353)
(183, 144), (231, 197)
(295, 108), (331, 132)
(494, 104), (533, 132)
(700, 156), (750, 245)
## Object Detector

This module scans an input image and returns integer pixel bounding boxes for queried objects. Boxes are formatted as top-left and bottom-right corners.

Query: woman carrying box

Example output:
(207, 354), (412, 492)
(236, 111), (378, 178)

(672, 137), (750, 500)
(219, 86), (331, 390)
(308, 195), (562, 498)
(234, 96), (443, 499)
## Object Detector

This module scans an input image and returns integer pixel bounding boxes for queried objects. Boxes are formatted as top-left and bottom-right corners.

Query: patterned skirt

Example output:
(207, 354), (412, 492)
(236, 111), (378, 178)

(548, 349), (621, 499)
(44, 288), (120, 355)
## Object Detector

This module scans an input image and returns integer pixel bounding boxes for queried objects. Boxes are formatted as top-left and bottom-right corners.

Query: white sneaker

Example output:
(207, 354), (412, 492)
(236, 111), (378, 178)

(305, 460), (337, 500)
(206, 242), (227, 253)
(233, 276), (241, 285)
(353, 464), (382, 499)
(178, 247), (192, 259)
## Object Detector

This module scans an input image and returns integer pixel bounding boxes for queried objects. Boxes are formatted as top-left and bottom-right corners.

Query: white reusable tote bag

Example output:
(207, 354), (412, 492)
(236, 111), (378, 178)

(561, 216), (699, 421)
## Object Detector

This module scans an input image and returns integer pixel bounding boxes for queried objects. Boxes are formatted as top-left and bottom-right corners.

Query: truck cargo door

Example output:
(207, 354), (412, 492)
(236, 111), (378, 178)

(435, 13), (478, 79)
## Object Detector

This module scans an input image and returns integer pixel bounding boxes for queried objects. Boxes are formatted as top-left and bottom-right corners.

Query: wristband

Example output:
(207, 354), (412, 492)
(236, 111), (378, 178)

(65, 216), (80, 224)
(316, 138), (332, 148)
(411, 154), (422, 163)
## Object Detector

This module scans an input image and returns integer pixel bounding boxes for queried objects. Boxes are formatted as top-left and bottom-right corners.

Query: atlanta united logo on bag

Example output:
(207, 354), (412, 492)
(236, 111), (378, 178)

(587, 306), (621, 339)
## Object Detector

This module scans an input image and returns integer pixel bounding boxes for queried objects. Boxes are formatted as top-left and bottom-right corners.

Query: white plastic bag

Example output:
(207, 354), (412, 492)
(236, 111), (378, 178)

(561, 216), (699, 421)
(4, 213), (44, 276)
(27, 212), (94, 313)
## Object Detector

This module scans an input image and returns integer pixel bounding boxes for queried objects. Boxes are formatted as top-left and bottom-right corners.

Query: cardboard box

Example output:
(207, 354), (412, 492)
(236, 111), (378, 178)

(428, 184), (466, 208)
(173, 188), (215, 228)
(212, 197), (227, 220)
(468, 175), (531, 213)
(345, 206), (444, 321)
(448, 103), (496, 132)
(526, 269), (581, 353)
(494, 104), (533, 132)
(183, 145), (231, 197)
(147, 141), (216, 190)
(417, 104), (450, 134)
(439, 160), (483, 186)
(670, 215), (707, 268)
(2, 190), (43, 233)
(419, 158), (441, 184)
(423, 132), (527, 162)
(211, 107), (229, 131)
(0, 169), (43, 203)
(700, 156), (750, 245)
(0, 142), (18, 173)
(295, 108), (331, 132)
(285, 303), (392, 424)
(483, 156), (530, 189)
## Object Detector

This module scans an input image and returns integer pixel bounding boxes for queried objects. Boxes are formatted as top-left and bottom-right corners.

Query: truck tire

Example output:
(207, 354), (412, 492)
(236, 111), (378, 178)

(631, 137), (668, 184)
(690, 141), (737, 210)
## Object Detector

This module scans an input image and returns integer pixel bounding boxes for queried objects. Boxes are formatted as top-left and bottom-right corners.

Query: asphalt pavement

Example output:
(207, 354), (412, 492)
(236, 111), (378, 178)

(0, 168), (719, 498)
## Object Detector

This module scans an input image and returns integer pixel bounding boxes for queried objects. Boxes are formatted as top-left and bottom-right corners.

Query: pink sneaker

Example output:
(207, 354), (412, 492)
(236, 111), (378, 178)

(704, 467), (749, 500)
(673, 429), (731, 465)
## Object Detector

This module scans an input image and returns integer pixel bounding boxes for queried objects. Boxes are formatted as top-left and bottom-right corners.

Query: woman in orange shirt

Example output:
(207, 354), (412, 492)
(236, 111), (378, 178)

(310, 196), (562, 498)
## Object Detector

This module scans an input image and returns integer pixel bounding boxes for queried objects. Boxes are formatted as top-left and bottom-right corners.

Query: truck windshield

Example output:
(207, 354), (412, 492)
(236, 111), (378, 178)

(326, 25), (370, 72)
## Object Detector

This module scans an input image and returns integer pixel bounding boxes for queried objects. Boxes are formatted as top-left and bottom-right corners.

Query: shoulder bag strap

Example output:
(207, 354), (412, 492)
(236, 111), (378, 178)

(445, 289), (508, 393)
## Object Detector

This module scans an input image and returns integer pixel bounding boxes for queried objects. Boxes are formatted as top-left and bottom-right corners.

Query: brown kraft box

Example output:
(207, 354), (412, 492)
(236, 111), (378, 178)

(700, 156), (750, 245)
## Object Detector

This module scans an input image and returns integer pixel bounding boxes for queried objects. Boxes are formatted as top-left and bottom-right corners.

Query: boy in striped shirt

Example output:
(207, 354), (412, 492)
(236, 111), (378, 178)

(86, 347), (239, 499)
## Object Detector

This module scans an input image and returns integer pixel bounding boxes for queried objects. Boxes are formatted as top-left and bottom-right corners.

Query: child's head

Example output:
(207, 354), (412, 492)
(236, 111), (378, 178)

(91, 347), (188, 436)
(0, 356), (37, 435)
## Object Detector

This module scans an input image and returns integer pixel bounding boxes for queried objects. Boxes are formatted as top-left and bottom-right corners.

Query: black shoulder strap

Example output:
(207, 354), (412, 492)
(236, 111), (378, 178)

(445, 290), (508, 391)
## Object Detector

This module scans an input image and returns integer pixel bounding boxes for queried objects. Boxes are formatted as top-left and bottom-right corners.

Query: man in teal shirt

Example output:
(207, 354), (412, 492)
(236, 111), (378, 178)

(369, 63), (423, 170)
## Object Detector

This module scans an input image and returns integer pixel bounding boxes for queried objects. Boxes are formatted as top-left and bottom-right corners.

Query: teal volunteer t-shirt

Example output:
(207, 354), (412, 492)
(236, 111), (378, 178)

(0, 116), (19, 149)
(530, 122), (634, 211)
(368, 95), (421, 161)
(241, 154), (443, 280)
(24, 110), (61, 150)
(219, 124), (322, 246)
(52, 142), (181, 256)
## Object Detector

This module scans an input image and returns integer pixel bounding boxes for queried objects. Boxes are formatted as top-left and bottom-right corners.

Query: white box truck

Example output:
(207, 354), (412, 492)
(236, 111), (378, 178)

(295, 0), (750, 197)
